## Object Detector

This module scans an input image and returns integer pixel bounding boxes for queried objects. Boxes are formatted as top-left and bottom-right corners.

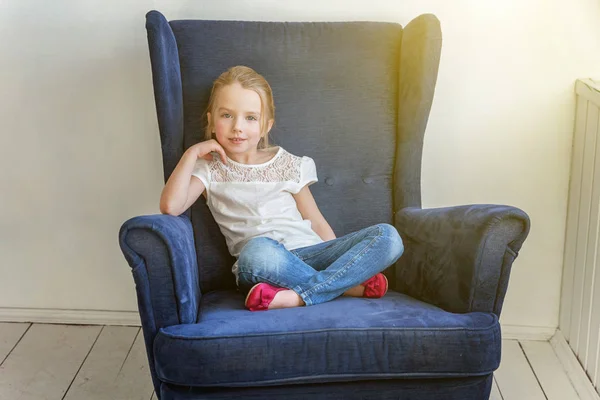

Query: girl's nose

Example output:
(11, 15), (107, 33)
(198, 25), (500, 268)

(233, 117), (243, 132)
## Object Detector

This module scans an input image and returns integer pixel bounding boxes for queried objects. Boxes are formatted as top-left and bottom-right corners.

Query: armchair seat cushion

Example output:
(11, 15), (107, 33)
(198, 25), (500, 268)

(153, 290), (500, 387)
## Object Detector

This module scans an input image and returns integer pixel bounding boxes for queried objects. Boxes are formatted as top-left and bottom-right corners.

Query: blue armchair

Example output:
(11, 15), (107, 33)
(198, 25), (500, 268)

(119, 10), (530, 400)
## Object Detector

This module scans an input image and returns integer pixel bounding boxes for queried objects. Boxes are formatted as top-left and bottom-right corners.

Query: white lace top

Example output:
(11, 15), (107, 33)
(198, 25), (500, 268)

(191, 146), (325, 280)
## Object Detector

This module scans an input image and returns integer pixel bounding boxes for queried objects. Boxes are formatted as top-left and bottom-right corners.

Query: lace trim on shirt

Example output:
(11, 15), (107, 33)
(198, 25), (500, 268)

(209, 149), (302, 183)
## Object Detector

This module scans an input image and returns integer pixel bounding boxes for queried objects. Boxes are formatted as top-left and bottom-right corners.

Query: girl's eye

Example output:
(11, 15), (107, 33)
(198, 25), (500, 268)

(220, 113), (257, 120)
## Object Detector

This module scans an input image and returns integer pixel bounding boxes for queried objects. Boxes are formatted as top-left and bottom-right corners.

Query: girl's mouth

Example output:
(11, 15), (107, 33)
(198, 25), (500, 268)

(230, 138), (246, 144)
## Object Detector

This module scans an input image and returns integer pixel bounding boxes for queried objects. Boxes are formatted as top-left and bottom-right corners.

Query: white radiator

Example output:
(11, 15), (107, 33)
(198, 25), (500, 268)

(561, 78), (600, 393)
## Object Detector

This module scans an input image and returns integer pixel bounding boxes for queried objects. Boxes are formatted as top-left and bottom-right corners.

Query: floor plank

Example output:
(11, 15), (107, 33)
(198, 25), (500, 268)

(111, 327), (154, 399)
(490, 375), (503, 400)
(64, 326), (153, 400)
(0, 323), (101, 400)
(0, 323), (30, 364)
(495, 340), (546, 400)
(521, 340), (581, 400)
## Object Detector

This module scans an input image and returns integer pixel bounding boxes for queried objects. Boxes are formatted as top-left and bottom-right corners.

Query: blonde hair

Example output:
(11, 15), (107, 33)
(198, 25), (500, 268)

(204, 66), (275, 149)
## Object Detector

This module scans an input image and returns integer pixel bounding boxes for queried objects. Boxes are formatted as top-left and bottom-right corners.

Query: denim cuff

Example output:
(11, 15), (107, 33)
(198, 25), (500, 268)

(291, 285), (315, 306)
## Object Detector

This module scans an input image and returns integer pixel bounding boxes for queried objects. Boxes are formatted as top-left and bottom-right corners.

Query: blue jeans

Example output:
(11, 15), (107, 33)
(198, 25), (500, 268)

(236, 223), (404, 306)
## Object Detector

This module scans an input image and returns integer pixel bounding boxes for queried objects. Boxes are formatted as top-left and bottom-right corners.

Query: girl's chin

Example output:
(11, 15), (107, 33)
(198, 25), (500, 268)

(226, 144), (247, 151)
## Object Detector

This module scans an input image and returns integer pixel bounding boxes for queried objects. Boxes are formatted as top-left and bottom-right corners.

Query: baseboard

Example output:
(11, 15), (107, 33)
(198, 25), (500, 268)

(0, 307), (141, 326)
(550, 330), (600, 400)
(501, 323), (557, 341)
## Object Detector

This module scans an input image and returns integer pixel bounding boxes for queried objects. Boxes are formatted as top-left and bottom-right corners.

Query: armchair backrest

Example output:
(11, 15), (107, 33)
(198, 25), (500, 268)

(145, 10), (441, 292)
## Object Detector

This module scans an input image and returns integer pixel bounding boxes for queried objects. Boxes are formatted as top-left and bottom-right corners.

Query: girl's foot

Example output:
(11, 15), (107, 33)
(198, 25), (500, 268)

(245, 283), (305, 311)
(269, 290), (305, 309)
(362, 273), (388, 298)
(343, 285), (365, 297)
(343, 273), (388, 299)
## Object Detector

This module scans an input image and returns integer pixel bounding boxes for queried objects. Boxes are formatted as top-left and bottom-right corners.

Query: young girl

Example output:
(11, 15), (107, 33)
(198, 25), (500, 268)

(160, 66), (404, 311)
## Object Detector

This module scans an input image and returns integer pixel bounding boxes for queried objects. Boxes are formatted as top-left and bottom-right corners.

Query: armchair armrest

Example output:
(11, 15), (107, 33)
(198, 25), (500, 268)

(394, 204), (530, 316)
(119, 213), (200, 329)
(118, 213), (200, 395)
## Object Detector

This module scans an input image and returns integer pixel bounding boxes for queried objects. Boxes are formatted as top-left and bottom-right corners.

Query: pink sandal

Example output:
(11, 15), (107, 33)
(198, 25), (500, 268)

(362, 273), (388, 298)
(245, 282), (287, 311)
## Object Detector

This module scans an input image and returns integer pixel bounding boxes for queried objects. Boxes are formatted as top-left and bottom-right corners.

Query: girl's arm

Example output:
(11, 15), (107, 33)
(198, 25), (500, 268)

(292, 185), (336, 241)
(160, 140), (227, 216)
(159, 150), (204, 216)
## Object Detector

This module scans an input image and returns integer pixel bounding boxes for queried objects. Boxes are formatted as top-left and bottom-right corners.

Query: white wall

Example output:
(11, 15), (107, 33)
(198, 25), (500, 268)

(2, 0), (599, 331)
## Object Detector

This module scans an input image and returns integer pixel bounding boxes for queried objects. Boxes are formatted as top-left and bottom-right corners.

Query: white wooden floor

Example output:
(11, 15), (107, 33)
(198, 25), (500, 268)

(0, 322), (582, 400)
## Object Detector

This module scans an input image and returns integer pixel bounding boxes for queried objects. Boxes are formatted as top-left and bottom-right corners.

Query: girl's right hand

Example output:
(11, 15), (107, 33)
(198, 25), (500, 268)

(188, 139), (227, 164)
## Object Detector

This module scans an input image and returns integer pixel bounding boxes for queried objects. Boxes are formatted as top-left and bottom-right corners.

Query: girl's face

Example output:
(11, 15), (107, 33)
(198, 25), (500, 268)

(208, 82), (272, 156)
